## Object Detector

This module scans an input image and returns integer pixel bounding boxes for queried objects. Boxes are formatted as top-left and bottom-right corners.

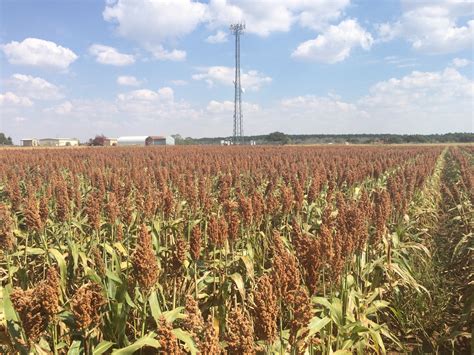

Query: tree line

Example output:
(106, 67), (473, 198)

(175, 132), (474, 145)
(4, 131), (473, 146)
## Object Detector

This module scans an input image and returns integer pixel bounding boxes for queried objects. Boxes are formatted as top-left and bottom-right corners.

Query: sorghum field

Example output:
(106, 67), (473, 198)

(0, 145), (472, 354)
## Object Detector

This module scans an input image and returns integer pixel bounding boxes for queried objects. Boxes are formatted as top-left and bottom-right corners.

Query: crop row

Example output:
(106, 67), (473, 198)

(0, 145), (451, 354)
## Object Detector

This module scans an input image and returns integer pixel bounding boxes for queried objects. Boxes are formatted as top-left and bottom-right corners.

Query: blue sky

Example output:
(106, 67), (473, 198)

(0, 0), (472, 143)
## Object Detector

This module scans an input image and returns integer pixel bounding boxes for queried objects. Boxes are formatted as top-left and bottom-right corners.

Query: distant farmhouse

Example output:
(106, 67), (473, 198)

(117, 136), (175, 146)
(20, 135), (175, 147)
(21, 138), (79, 147)
(20, 138), (39, 147)
(39, 138), (79, 147)
(104, 138), (118, 146)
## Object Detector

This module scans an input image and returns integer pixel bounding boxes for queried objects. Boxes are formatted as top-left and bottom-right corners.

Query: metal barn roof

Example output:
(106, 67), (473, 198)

(117, 136), (148, 143)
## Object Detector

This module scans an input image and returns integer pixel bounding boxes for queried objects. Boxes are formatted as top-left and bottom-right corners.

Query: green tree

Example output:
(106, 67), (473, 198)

(89, 134), (107, 146)
(266, 131), (290, 145)
(171, 134), (185, 145)
(0, 133), (13, 145)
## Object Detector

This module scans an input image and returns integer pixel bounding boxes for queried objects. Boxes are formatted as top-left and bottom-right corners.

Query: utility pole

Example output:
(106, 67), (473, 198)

(230, 23), (245, 145)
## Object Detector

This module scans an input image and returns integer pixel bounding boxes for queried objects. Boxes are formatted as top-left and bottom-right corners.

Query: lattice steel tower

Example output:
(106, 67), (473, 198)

(230, 23), (245, 144)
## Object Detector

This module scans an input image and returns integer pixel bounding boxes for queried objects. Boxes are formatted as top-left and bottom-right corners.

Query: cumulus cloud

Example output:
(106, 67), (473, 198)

(452, 58), (471, 68)
(103, 0), (206, 61)
(192, 66), (272, 90)
(360, 67), (473, 110)
(292, 19), (373, 63)
(273, 67), (473, 133)
(376, 1), (474, 53)
(0, 92), (33, 107)
(207, 1), (290, 36)
(102, 0), (352, 58)
(148, 45), (186, 61)
(117, 88), (174, 102)
(7, 74), (63, 100)
(384, 56), (418, 68)
(277, 94), (368, 133)
(116, 88), (175, 113)
(206, 100), (260, 113)
(293, 0), (351, 30)
(206, 30), (228, 44)
(45, 101), (73, 114)
(45, 99), (118, 118)
(1, 38), (78, 70)
(207, 0), (351, 36)
(104, 0), (207, 41)
(357, 67), (473, 132)
(89, 44), (135, 66)
(206, 100), (234, 113)
(117, 75), (142, 86)
(3, 66), (472, 141)
(281, 95), (363, 114)
(170, 80), (188, 86)
(44, 87), (179, 121)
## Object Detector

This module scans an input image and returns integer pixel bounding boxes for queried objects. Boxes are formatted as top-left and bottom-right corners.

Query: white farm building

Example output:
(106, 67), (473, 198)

(117, 136), (175, 146)
(38, 138), (79, 147)
(117, 136), (148, 146)
(20, 138), (39, 147)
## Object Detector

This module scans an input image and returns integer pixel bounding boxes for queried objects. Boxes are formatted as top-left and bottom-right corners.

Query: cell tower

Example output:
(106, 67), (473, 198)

(230, 23), (245, 144)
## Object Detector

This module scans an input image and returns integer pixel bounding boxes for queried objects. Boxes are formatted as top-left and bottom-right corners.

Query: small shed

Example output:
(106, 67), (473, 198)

(21, 138), (39, 147)
(104, 138), (118, 146)
(146, 136), (175, 146)
(118, 136), (175, 146)
(117, 136), (148, 146)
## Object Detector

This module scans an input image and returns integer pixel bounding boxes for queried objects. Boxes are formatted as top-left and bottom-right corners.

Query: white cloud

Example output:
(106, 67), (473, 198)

(44, 87), (180, 122)
(375, 22), (397, 43)
(45, 99), (118, 118)
(272, 68), (473, 133)
(148, 45), (186, 61)
(1, 38), (78, 70)
(7, 74), (63, 100)
(206, 99), (260, 113)
(14, 116), (27, 123)
(89, 44), (135, 66)
(206, 30), (228, 44)
(293, 0), (351, 30)
(278, 95), (368, 133)
(360, 67), (473, 110)
(104, 0), (208, 41)
(452, 58), (471, 68)
(102, 0), (351, 58)
(206, 100), (234, 113)
(116, 88), (175, 114)
(0, 92), (33, 107)
(103, 0), (206, 61)
(117, 75), (142, 86)
(207, 1), (290, 36)
(384, 56), (418, 68)
(120, 87), (174, 101)
(376, 1), (474, 54)
(192, 66), (272, 90)
(281, 95), (362, 113)
(207, 0), (351, 36)
(46, 101), (73, 114)
(170, 80), (188, 86)
(4, 66), (472, 142)
(357, 67), (473, 132)
(292, 19), (373, 63)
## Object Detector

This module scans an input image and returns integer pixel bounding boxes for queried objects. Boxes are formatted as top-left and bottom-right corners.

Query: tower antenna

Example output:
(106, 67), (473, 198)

(230, 23), (245, 145)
